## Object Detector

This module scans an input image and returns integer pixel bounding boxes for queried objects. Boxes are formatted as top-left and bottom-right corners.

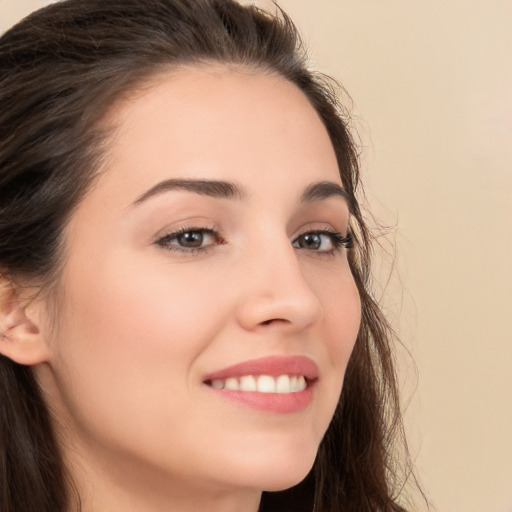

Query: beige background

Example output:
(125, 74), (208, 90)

(1, 1), (511, 511)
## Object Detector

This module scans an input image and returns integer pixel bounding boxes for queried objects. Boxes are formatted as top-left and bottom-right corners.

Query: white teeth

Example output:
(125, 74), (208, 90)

(257, 375), (275, 393)
(224, 377), (239, 391)
(208, 374), (308, 393)
(239, 375), (257, 392)
(276, 375), (291, 393)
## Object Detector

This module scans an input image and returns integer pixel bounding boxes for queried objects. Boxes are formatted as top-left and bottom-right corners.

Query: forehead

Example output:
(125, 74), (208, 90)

(96, 65), (341, 204)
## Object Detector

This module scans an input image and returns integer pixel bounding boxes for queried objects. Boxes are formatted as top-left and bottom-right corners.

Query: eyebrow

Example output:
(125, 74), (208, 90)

(300, 181), (353, 208)
(131, 178), (246, 206)
(131, 178), (352, 208)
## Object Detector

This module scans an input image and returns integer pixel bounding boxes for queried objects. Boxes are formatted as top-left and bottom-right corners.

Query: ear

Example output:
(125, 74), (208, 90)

(0, 274), (51, 366)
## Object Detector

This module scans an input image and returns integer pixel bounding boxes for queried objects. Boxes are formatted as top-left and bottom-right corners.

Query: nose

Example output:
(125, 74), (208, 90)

(235, 236), (323, 333)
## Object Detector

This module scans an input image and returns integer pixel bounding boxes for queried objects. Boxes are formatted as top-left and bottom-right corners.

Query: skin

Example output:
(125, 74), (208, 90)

(26, 67), (361, 512)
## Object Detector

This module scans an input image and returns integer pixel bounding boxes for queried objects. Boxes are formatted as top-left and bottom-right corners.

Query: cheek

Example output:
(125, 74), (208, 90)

(330, 282), (360, 361)
(316, 265), (361, 363)
(62, 262), (225, 373)
(319, 270), (361, 410)
(49, 255), (231, 434)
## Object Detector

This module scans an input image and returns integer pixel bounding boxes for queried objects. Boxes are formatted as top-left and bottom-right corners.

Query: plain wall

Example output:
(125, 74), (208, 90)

(1, 1), (511, 511)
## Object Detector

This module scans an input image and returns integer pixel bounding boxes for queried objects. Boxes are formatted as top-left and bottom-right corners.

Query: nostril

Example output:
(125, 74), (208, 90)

(260, 318), (289, 327)
(237, 289), (321, 332)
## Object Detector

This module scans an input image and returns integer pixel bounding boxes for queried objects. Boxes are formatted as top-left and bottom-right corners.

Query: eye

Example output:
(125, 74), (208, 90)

(292, 230), (352, 253)
(174, 230), (209, 248)
(156, 227), (222, 253)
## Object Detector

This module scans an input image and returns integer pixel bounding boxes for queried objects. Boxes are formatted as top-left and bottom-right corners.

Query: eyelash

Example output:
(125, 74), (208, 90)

(155, 225), (222, 254)
(155, 226), (353, 255)
(293, 230), (353, 254)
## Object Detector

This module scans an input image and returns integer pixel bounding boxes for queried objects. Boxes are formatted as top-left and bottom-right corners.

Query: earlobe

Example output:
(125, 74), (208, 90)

(0, 275), (51, 366)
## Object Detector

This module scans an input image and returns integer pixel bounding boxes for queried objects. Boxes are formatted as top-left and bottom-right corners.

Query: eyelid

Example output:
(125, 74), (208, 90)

(292, 227), (353, 254)
(153, 221), (353, 256)
(155, 224), (223, 254)
(292, 221), (349, 240)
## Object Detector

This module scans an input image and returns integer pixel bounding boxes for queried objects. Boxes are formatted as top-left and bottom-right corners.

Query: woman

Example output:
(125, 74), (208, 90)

(0, 1), (416, 511)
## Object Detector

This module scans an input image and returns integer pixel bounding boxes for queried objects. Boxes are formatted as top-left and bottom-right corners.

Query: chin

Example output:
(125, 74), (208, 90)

(237, 445), (318, 493)
(259, 468), (313, 493)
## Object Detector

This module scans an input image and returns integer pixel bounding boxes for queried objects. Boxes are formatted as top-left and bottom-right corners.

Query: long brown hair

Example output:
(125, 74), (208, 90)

(0, 1), (416, 510)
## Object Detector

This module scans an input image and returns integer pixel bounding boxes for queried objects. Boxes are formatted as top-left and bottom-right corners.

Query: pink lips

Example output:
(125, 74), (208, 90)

(203, 355), (319, 414)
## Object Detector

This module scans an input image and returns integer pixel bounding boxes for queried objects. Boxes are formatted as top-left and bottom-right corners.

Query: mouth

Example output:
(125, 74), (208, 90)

(204, 374), (309, 394)
(202, 355), (318, 413)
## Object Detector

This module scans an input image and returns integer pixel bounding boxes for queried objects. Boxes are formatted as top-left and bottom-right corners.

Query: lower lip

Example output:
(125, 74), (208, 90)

(205, 384), (315, 414)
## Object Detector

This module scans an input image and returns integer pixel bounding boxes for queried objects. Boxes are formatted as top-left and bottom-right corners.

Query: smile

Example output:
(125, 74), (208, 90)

(207, 374), (308, 394)
(203, 355), (318, 413)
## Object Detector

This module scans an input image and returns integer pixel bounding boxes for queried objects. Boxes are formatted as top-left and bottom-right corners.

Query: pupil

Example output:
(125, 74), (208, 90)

(302, 233), (321, 249)
(178, 231), (203, 247)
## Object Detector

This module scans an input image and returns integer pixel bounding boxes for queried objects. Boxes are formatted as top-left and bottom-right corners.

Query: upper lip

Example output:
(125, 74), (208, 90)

(203, 355), (319, 382)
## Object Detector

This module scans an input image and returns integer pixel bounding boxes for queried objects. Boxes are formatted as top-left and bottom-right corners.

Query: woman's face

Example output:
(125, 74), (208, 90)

(36, 67), (361, 505)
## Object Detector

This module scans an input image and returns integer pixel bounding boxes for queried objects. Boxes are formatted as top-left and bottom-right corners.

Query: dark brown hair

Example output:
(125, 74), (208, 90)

(0, 1), (416, 510)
